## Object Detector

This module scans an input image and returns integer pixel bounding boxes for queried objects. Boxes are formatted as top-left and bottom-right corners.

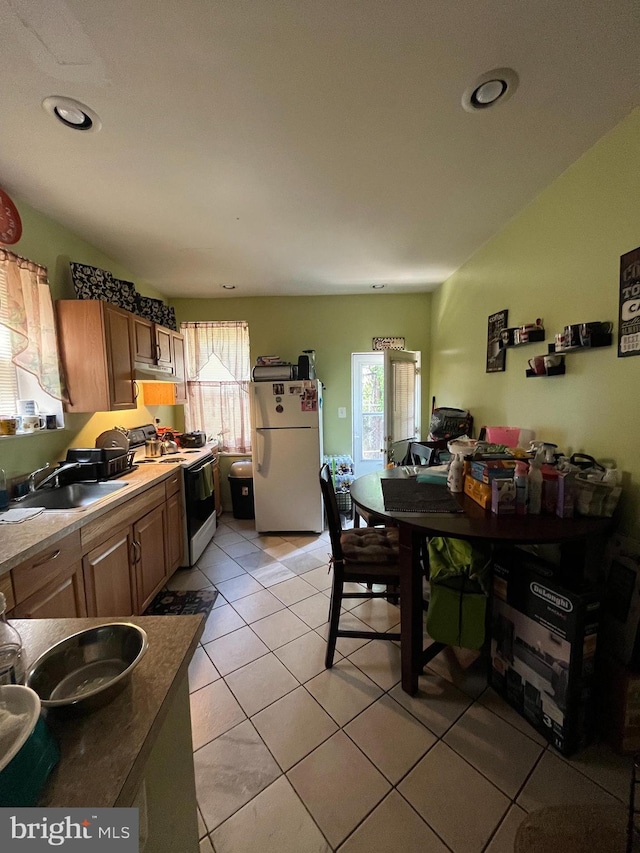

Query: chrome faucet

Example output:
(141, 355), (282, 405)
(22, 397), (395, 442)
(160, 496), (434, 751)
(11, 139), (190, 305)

(32, 462), (82, 491)
(25, 463), (51, 493)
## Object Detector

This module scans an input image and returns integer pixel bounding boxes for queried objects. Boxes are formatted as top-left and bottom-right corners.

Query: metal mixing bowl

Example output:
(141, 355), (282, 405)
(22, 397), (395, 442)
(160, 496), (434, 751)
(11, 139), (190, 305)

(26, 623), (148, 715)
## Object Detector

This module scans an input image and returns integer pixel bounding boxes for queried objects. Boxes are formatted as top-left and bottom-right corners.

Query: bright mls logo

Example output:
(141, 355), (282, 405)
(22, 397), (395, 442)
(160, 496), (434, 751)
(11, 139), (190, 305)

(530, 582), (573, 613)
(0, 808), (138, 850)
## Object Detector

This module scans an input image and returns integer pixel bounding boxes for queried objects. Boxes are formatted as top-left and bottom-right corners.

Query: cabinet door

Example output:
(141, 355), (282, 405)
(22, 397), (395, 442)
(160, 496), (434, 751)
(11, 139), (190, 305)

(104, 304), (136, 409)
(166, 491), (185, 574)
(134, 505), (168, 612)
(156, 326), (173, 368)
(83, 527), (136, 617)
(133, 315), (155, 364)
(172, 333), (187, 404)
(13, 562), (87, 618)
(213, 459), (222, 517)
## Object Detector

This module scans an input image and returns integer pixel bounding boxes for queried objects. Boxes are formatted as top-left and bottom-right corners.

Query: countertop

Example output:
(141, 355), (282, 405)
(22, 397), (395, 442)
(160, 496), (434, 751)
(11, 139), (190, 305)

(13, 615), (203, 808)
(0, 448), (214, 576)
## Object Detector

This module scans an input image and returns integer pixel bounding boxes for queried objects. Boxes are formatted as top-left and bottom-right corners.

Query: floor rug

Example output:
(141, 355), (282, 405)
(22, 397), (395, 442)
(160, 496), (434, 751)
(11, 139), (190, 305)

(144, 588), (218, 617)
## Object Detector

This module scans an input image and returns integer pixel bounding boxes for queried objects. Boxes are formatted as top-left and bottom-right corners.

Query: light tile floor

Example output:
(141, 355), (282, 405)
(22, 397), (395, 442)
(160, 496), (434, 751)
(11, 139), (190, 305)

(181, 517), (632, 853)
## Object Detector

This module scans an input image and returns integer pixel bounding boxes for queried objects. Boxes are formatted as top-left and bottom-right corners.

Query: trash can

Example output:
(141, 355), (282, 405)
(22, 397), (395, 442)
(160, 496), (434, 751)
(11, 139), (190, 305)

(228, 461), (255, 519)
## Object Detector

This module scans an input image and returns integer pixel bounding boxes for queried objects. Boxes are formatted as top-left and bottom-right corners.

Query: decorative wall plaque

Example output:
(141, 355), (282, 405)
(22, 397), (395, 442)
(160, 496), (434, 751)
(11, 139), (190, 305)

(618, 245), (640, 358)
(486, 309), (508, 373)
(372, 337), (405, 351)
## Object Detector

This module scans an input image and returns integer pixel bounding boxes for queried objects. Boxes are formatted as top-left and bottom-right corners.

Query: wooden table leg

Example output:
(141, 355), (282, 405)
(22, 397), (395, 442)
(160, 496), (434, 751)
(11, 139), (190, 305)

(400, 524), (422, 694)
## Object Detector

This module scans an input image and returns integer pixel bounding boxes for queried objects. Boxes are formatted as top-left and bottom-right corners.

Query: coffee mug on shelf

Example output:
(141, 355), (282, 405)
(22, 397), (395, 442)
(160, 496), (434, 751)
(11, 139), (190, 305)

(528, 356), (546, 375)
(45, 414), (58, 430)
(543, 354), (563, 371)
(0, 417), (18, 435)
(17, 399), (38, 416)
(22, 415), (46, 431)
(579, 321), (613, 347)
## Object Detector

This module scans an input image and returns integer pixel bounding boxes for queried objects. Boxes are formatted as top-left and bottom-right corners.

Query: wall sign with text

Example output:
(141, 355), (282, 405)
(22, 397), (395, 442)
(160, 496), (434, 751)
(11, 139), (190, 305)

(486, 309), (508, 373)
(372, 337), (405, 350)
(619, 245), (640, 357)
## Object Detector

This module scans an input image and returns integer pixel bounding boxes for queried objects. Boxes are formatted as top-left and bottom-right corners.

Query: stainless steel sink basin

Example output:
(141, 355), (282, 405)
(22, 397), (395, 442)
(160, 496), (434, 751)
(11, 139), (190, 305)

(15, 481), (129, 511)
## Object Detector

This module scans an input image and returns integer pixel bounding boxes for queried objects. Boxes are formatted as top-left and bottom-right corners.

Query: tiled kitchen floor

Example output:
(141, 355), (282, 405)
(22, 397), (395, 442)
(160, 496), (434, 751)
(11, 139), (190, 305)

(175, 516), (632, 853)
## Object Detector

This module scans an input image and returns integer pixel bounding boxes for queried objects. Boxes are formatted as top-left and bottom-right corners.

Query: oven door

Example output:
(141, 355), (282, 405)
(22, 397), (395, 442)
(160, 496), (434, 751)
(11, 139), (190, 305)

(184, 456), (217, 565)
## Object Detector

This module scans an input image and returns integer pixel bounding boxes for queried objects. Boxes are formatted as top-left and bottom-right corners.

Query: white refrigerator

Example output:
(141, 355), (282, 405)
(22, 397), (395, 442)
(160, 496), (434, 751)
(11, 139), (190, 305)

(251, 379), (324, 533)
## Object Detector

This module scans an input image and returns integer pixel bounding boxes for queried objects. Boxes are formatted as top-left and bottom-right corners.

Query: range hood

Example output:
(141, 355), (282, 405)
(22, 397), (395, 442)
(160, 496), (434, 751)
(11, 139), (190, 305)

(133, 362), (176, 382)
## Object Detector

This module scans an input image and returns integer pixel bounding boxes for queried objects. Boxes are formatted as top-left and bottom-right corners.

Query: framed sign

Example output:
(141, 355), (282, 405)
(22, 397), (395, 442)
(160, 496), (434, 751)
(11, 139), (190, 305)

(618, 245), (640, 358)
(372, 337), (405, 351)
(486, 309), (508, 373)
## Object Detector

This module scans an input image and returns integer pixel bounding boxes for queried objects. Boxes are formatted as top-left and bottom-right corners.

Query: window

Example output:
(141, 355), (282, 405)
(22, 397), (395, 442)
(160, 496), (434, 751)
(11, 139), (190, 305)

(0, 249), (65, 425)
(182, 321), (251, 453)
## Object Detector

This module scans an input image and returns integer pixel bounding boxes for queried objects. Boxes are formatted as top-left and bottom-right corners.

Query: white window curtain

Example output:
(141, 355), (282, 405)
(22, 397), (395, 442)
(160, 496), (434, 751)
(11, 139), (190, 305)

(182, 321), (251, 453)
(0, 249), (65, 402)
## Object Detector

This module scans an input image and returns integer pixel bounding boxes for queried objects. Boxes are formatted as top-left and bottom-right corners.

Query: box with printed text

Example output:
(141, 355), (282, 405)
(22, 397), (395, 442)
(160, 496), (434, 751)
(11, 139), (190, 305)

(490, 551), (600, 755)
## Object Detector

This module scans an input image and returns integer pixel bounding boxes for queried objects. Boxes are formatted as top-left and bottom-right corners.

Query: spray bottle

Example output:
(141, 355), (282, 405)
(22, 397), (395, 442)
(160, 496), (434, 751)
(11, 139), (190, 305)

(527, 450), (544, 515)
(447, 453), (464, 493)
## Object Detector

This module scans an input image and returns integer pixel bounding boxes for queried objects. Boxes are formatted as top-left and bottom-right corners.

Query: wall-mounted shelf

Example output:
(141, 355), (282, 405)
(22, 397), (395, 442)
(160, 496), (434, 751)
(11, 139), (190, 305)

(549, 332), (612, 354)
(526, 364), (566, 377)
(500, 326), (545, 349)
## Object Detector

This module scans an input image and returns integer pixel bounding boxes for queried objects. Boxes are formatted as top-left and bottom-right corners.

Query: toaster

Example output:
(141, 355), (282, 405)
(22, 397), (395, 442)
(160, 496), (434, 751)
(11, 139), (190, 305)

(180, 431), (207, 448)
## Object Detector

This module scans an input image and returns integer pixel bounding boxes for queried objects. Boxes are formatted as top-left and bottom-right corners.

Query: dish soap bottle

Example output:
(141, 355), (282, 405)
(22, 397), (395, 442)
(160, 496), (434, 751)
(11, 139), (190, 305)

(527, 451), (544, 515)
(447, 453), (464, 493)
(0, 592), (25, 684)
(514, 460), (528, 515)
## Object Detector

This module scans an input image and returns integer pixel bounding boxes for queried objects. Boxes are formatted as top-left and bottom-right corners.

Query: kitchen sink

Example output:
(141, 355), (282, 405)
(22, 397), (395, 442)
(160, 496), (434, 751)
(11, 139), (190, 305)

(15, 481), (129, 511)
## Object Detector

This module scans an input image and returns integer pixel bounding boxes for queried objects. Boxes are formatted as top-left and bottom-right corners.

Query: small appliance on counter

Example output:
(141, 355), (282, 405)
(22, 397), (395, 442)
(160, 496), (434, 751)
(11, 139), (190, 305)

(180, 430), (207, 448)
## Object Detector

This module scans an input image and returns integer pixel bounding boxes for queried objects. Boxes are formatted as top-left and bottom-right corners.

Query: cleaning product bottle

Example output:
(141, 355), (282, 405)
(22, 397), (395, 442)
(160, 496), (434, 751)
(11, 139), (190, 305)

(514, 460), (528, 515)
(0, 592), (25, 684)
(527, 450), (544, 515)
(447, 453), (464, 493)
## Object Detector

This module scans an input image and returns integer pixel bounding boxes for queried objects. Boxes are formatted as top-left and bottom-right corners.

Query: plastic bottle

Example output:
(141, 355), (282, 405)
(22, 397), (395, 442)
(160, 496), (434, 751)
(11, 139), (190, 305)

(514, 461), (528, 515)
(0, 592), (25, 685)
(0, 468), (8, 510)
(527, 451), (544, 515)
(447, 453), (464, 493)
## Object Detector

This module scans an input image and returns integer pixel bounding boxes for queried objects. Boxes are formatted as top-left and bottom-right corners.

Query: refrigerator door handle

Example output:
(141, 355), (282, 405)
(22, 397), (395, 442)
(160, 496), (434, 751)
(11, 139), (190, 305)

(255, 428), (264, 472)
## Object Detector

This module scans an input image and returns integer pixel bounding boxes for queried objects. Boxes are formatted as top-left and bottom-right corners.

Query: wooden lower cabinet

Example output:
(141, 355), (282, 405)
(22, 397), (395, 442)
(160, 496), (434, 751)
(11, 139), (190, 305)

(83, 527), (136, 618)
(165, 491), (184, 574)
(134, 504), (168, 613)
(12, 562), (87, 619)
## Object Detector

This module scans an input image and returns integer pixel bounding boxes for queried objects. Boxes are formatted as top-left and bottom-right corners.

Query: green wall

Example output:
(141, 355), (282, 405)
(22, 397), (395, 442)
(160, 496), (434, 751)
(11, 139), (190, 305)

(430, 107), (640, 536)
(171, 293), (432, 456)
(0, 197), (176, 481)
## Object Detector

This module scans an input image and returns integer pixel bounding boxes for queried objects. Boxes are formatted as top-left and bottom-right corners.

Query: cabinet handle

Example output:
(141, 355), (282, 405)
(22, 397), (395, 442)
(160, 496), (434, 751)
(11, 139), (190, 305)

(133, 381), (139, 401)
(32, 548), (60, 568)
(156, 343), (161, 361)
(132, 540), (142, 564)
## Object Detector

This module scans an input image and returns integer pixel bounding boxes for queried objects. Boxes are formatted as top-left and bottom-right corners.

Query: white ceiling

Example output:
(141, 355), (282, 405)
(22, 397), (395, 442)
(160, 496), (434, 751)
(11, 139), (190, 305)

(0, 0), (638, 298)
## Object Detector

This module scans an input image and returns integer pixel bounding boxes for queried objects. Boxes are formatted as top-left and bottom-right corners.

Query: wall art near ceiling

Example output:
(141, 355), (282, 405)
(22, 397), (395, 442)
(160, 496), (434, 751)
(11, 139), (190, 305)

(0, 185), (22, 245)
(372, 337), (405, 350)
(618, 245), (640, 358)
(486, 309), (508, 373)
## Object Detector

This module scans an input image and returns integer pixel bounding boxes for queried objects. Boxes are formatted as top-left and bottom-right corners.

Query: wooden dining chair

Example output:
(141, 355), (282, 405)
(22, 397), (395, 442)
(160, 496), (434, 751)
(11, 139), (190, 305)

(319, 464), (401, 667)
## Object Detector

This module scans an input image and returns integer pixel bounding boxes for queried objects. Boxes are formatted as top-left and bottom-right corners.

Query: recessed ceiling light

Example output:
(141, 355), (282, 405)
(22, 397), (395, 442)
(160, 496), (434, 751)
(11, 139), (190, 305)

(461, 68), (519, 112)
(222, 284), (236, 290)
(42, 96), (101, 132)
(371, 284), (385, 289)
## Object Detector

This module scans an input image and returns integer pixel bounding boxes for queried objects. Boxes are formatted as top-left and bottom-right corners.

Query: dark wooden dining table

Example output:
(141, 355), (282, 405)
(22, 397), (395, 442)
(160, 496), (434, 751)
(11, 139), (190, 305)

(349, 467), (612, 695)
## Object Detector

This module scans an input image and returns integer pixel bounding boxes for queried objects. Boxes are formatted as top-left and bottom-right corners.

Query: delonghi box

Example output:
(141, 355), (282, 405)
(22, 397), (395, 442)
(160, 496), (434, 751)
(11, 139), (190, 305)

(490, 553), (600, 755)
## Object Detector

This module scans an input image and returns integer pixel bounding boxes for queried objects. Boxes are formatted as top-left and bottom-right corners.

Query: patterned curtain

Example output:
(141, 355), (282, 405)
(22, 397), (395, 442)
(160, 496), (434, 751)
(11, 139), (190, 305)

(182, 321), (251, 453)
(0, 249), (65, 400)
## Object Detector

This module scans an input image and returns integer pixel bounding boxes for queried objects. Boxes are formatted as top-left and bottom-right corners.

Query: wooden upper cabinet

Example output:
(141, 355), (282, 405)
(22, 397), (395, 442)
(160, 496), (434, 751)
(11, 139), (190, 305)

(56, 300), (136, 412)
(132, 315), (156, 364)
(156, 326), (173, 367)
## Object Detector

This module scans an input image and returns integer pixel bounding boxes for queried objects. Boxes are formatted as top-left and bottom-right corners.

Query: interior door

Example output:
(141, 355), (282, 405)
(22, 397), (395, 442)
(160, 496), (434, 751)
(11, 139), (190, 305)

(383, 349), (421, 465)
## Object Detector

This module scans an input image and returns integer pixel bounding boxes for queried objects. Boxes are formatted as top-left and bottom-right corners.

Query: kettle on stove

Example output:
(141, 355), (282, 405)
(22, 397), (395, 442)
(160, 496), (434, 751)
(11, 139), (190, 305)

(161, 431), (179, 454)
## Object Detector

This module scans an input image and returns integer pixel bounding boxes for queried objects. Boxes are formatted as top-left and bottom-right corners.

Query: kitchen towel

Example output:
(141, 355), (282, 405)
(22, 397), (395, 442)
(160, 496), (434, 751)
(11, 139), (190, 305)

(380, 479), (463, 513)
(0, 508), (45, 523)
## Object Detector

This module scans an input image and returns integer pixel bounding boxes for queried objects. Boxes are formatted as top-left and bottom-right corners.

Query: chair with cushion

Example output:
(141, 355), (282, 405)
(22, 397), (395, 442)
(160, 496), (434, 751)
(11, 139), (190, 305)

(408, 439), (450, 467)
(319, 464), (401, 667)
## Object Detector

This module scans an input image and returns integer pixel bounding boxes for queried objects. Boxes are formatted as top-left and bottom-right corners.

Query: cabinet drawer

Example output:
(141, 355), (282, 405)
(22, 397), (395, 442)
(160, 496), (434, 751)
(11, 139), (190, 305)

(81, 483), (165, 552)
(0, 572), (15, 611)
(165, 471), (182, 499)
(11, 530), (82, 603)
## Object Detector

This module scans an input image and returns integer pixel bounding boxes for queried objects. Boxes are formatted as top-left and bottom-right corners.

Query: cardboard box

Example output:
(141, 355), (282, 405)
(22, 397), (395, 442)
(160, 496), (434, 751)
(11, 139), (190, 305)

(470, 460), (516, 484)
(464, 474), (492, 509)
(490, 553), (600, 755)
(556, 470), (576, 518)
(596, 653), (640, 753)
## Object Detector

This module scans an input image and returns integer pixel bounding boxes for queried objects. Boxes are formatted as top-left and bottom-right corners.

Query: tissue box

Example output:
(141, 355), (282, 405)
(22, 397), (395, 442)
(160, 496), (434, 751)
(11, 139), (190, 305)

(491, 478), (516, 515)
